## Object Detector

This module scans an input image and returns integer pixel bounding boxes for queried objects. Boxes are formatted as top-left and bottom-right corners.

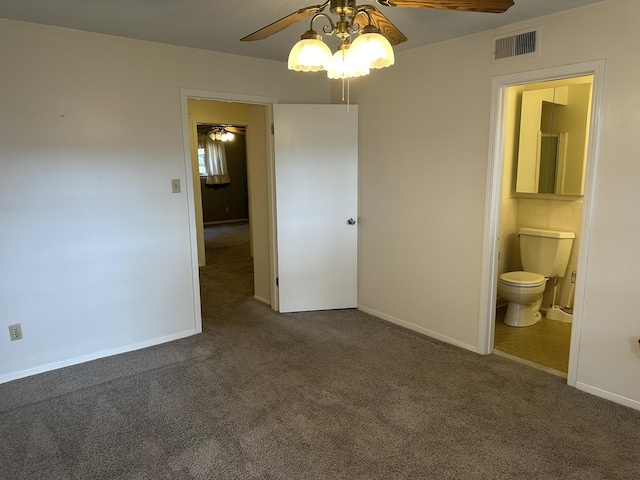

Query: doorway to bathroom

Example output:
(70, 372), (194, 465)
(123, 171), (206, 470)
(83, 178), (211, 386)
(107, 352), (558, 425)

(496, 75), (592, 377)
(477, 61), (606, 385)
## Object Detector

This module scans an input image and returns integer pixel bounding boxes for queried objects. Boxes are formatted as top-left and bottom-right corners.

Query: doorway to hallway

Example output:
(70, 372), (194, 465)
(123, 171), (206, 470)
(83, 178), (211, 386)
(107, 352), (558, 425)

(199, 222), (254, 326)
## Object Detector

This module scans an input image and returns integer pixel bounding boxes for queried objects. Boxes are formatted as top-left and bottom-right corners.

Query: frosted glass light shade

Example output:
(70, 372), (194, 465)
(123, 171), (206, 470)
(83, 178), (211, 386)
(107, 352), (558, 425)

(288, 37), (332, 72)
(327, 47), (370, 79)
(350, 31), (394, 69)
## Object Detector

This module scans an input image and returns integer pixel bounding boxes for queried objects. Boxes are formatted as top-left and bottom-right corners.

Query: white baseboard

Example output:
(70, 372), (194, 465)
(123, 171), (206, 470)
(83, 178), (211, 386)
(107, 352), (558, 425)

(358, 305), (478, 353)
(254, 295), (271, 306)
(576, 382), (640, 411)
(0, 328), (199, 385)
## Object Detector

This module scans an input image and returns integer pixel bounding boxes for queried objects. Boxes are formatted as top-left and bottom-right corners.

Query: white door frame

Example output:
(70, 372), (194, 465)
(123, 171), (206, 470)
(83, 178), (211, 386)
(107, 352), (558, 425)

(179, 89), (280, 325)
(477, 60), (606, 387)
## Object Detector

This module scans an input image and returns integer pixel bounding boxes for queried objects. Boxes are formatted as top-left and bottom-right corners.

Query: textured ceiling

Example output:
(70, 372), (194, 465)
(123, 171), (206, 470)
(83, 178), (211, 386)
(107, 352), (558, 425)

(0, 0), (602, 62)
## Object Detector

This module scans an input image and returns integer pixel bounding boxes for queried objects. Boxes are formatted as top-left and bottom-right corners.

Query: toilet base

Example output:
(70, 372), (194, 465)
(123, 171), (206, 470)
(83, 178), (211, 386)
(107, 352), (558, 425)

(503, 300), (542, 327)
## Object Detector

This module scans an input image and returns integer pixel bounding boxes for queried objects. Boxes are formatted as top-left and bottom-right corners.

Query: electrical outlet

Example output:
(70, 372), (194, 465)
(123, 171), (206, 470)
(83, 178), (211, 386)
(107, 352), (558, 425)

(8, 323), (23, 341)
(171, 178), (181, 193)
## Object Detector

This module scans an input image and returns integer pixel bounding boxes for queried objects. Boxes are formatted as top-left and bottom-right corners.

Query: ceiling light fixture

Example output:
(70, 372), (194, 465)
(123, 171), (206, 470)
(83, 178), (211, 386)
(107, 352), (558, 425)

(288, 0), (394, 79)
(207, 127), (235, 142)
(327, 39), (370, 79)
(242, 0), (516, 80)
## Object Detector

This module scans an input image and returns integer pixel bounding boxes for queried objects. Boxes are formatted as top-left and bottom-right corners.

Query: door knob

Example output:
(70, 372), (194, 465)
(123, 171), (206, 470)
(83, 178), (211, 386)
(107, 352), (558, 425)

(347, 218), (356, 225)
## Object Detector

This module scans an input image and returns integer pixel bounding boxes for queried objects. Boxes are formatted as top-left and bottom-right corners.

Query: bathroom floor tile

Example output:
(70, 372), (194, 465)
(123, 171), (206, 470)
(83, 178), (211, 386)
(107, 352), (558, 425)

(494, 308), (572, 374)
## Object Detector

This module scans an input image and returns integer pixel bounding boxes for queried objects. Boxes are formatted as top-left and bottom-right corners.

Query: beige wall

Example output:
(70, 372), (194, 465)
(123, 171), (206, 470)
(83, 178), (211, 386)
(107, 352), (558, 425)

(498, 85), (523, 279)
(246, 104), (273, 305)
(0, 18), (328, 382)
(353, 0), (640, 408)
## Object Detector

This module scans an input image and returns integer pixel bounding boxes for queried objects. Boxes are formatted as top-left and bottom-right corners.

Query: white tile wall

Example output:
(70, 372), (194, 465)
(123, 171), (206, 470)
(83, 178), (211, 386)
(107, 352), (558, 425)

(499, 198), (518, 277)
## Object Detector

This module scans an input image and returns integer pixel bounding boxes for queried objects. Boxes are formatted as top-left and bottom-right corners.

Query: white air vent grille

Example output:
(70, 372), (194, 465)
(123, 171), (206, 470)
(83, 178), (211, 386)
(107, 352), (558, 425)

(494, 28), (539, 61)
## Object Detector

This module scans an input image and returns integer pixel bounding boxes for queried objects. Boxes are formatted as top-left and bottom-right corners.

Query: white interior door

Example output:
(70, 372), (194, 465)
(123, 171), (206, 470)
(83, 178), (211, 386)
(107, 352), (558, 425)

(273, 104), (358, 313)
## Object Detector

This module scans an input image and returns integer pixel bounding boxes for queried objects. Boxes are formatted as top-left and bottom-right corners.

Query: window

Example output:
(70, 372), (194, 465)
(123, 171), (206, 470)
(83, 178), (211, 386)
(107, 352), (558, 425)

(198, 147), (207, 176)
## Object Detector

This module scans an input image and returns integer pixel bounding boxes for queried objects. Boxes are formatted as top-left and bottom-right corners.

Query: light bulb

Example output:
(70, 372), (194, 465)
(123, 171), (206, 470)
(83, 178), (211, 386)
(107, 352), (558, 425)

(327, 44), (370, 79)
(350, 27), (394, 70)
(288, 30), (332, 72)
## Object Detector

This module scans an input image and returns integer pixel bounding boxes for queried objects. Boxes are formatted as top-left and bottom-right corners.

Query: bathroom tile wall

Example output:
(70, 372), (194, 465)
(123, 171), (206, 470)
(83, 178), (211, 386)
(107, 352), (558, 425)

(509, 197), (583, 310)
(499, 198), (518, 277)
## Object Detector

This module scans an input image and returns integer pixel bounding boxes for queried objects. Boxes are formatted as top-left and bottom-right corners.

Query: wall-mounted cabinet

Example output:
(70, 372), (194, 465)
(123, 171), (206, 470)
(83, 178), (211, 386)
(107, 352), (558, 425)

(515, 78), (593, 196)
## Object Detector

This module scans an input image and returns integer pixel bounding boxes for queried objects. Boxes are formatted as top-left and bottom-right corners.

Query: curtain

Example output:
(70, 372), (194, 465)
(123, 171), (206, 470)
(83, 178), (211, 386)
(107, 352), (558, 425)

(204, 136), (231, 185)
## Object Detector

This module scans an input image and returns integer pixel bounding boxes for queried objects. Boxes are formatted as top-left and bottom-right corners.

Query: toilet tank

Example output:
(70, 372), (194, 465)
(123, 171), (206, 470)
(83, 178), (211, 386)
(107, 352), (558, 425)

(519, 228), (575, 277)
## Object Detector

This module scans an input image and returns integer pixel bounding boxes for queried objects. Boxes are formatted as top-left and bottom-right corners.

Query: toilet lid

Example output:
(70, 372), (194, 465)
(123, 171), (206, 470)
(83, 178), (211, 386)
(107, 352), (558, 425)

(499, 271), (546, 287)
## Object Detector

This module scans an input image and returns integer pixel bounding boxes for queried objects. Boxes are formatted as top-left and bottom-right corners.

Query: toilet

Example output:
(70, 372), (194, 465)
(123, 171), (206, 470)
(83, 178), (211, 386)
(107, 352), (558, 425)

(498, 228), (575, 327)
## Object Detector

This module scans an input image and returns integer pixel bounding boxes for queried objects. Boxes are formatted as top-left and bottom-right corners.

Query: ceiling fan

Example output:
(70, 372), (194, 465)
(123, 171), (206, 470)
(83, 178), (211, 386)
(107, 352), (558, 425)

(241, 0), (514, 77)
(242, 1), (514, 45)
(198, 125), (245, 142)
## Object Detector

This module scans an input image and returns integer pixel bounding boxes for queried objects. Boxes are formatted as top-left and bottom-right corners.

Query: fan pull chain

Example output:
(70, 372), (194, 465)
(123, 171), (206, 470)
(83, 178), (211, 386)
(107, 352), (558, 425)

(339, 40), (350, 112)
(339, 65), (351, 112)
(347, 75), (351, 112)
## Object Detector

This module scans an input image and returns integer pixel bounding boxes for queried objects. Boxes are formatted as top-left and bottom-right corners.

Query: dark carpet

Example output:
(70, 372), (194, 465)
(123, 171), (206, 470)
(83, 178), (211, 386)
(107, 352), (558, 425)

(1, 222), (639, 479)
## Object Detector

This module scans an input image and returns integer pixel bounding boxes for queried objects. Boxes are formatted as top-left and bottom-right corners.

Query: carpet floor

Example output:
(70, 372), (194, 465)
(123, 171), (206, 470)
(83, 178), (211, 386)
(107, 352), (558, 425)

(1, 222), (639, 479)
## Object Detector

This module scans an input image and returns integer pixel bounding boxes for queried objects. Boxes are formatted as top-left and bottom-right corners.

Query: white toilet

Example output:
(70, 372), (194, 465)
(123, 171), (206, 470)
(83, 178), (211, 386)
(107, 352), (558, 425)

(498, 228), (575, 327)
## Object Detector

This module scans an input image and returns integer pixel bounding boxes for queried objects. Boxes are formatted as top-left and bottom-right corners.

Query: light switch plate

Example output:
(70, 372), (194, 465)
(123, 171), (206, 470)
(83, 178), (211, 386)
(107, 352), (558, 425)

(171, 179), (181, 193)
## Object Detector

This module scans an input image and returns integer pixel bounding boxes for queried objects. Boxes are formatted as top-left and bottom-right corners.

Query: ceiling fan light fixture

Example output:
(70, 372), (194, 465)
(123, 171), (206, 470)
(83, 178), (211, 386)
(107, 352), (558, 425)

(288, 30), (333, 72)
(207, 126), (236, 142)
(242, 0), (516, 81)
(350, 24), (395, 69)
(327, 42), (371, 79)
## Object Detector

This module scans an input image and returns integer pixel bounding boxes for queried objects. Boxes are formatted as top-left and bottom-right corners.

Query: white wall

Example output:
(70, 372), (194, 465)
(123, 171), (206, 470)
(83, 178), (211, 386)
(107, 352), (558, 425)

(0, 19), (329, 382)
(354, 0), (640, 409)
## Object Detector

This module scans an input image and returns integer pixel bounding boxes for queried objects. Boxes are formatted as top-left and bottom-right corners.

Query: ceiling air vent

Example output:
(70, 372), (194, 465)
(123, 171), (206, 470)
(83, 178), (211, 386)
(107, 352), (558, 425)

(493, 27), (539, 62)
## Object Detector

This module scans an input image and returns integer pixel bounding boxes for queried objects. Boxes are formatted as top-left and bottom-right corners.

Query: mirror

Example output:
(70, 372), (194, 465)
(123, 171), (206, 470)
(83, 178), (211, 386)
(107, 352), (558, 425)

(515, 76), (593, 195)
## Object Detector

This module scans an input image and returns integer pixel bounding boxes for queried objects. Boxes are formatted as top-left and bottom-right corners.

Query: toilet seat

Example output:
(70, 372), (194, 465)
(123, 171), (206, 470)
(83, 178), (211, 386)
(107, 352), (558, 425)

(499, 271), (546, 287)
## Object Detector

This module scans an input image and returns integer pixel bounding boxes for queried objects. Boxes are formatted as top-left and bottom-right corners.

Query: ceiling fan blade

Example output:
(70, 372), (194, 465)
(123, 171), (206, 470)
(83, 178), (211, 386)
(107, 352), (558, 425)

(225, 126), (246, 135)
(376, 0), (514, 14)
(355, 6), (407, 46)
(240, 4), (328, 42)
